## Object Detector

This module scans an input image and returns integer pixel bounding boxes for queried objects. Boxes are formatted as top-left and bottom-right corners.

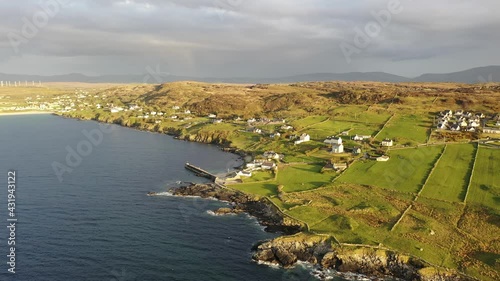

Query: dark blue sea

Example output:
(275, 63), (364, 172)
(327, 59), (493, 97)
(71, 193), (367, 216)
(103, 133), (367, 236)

(0, 114), (348, 281)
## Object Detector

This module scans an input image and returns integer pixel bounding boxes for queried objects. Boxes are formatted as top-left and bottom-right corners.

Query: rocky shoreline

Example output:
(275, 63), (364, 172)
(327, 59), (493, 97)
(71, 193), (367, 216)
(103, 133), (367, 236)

(170, 183), (303, 235)
(170, 183), (476, 281)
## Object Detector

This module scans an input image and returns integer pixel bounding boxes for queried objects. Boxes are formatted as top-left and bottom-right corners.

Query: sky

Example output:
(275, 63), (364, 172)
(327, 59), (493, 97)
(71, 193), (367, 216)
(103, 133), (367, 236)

(0, 0), (499, 78)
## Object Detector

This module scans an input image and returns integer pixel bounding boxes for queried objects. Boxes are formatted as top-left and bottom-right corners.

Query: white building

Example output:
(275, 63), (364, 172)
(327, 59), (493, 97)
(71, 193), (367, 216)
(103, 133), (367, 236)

(381, 139), (394, 147)
(294, 134), (311, 145)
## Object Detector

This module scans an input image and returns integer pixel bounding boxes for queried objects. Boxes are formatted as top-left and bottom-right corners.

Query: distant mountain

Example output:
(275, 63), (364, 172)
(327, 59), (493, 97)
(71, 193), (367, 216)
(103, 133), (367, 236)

(1, 66), (499, 84)
(413, 66), (500, 83)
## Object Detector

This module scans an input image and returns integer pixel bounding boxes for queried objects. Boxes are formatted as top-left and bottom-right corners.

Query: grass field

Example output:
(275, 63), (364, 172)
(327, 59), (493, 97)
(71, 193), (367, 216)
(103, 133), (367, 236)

(277, 164), (335, 192)
(420, 144), (476, 202)
(337, 146), (444, 193)
(376, 114), (432, 145)
(467, 146), (500, 210)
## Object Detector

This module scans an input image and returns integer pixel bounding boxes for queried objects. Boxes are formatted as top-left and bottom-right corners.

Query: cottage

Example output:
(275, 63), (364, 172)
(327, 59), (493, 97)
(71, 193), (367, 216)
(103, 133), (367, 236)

(353, 147), (362, 155)
(324, 136), (343, 145)
(263, 151), (281, 160)
(341, 131), (350, 136)
(236, 171), (252, 177)
(246, 161), (263, 169)
(294, 134), (311, 145)
(381, 139), (394, 147)
(376, 155), (390, 162)
(281, 125), (294, 131)
(332, 143), (344, 154)
(333, 163), (348, 171)
(261, 162), (277, 170)
(469, 121), (480, 128)
(353, 135), (371, 141)
(208, 114), (217, 118)
(253, 128), (262, 134)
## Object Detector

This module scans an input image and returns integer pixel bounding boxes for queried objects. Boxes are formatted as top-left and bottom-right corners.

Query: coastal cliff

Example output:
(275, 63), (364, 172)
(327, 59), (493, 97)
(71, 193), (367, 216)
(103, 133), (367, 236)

(170, 183), (475, 281)
(253, 235), (475, 281)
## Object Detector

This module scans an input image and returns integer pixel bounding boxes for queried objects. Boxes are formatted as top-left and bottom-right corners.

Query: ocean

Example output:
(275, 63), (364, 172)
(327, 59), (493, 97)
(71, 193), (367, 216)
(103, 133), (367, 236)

(0, 114), (346, 281)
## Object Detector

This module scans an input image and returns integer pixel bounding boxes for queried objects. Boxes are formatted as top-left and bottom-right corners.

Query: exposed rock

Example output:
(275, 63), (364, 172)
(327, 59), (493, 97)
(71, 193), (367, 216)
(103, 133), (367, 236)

(252, 236), (476, 281)
(171, 183), (303, 234)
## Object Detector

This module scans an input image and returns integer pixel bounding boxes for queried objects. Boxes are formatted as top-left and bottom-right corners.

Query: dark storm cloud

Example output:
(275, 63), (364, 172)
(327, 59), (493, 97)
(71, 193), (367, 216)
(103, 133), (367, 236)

(0, 0), (499, 77)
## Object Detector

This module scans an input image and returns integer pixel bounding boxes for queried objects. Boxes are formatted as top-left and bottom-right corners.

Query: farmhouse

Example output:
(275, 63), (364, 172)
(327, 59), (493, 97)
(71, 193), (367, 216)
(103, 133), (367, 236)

(294, 133), (311, 145)
(381, 139), (394, 147)
(353, 135), (371, 141)
(353, 147), (362, 155)
(332, 143), (344, 154)
(376, 155), (390, 162)
(261, 162), (277, 170)
(333, 162), (348, 171)
(324, 136), (343, 145)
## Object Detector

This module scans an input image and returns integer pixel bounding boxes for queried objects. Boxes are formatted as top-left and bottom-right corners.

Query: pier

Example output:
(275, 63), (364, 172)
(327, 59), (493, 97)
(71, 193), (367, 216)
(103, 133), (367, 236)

(184, 163), (217, 181)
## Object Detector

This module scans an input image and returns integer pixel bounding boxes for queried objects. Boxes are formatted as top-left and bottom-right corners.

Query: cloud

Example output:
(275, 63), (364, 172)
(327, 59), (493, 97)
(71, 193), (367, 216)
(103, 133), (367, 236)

(0, 0), (499, 77)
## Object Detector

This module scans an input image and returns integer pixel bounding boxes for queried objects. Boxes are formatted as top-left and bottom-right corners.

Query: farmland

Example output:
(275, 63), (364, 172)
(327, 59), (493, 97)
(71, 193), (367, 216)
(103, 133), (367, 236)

(420, 144), (476, 202)
(467, 146), (500, 210)
(338, 146), (444, 193)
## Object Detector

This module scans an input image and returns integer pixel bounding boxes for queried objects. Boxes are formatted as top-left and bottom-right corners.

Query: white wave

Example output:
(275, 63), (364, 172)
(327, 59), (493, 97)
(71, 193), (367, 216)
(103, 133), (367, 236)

(152, 191), (173, 196)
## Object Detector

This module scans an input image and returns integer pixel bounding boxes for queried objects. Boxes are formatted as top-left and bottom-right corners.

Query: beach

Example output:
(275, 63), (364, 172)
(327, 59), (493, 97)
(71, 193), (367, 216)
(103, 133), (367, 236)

(0, 111), (54, 116)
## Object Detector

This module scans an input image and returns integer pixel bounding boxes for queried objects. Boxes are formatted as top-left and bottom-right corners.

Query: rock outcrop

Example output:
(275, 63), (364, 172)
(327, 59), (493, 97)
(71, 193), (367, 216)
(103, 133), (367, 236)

(171, 183), (303, 234)
(252, 236), (475, 281)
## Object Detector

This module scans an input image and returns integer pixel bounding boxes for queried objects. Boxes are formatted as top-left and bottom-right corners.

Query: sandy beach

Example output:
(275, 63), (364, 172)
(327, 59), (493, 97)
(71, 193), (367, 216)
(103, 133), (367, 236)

(0, 111), (54, 116)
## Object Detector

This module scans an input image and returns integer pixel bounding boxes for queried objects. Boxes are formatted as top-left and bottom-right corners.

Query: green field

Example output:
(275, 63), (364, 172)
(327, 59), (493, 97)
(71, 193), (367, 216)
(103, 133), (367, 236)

(467, 147), (500, 210)
(376, 114), (432, 145)
(338, 146), (444, 193)
(305, 119), (379, 140)
(420, 144), (476, 202)
(277, 164), (335, 192)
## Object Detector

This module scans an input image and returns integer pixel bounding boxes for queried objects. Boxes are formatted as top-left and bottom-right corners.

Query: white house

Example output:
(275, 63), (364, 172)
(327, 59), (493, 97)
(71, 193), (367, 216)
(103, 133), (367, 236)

(377, 155), (390, 162)
(353, 147), (362, 155)
(184, 110), (191, 114)
(294, 133), (311, 145)
(263, 151), (281, 160)
(333, 163), (348, 171)
(253, 128), (262, 134)
(281, 125), (294, 130)
(332, 143), (344, 154)
(324, 137), (343, 145)
(110, 107), (124, 113)
(381, 139), (394, 147)
(353, 135), (371, 141)
(236, 171), (252, 177)
(469, 121), (480, 127)
(270, 132), (281, 138)
(261, 161), (276, 170)
(208, 114), (217, 118)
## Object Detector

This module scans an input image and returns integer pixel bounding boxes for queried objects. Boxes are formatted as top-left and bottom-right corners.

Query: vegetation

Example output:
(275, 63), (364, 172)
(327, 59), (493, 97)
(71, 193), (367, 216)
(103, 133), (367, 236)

(4, 81), (500, 280)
